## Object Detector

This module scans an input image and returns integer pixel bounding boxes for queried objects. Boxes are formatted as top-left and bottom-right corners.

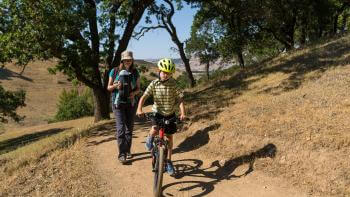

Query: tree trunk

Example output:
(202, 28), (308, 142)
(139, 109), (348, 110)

(341, 14), (348, 33)
(205, 61), (210, 80)
(333, 14), (339, 34)
(92, 87), (110, 122)
(300, 14), (307, 45)
(178, 45), (196, 87)
(286, 14), (296, 50)
(237, 49), (245, 68)
(161, 0), (195, 87)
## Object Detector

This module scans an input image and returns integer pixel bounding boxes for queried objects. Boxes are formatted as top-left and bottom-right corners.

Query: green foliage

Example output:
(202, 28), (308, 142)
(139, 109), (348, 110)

(0, 85), (26, 123)
(53, 88), (94, 122)
(139, 75), (153, 106)
(0, 0), (155, 121)
(71, 78), (82, 87)
(137, 64), (149, 73)
(150, 72), (158, 78)
(0, 123), (4, 133)
(188, 0), (350, 69)
(175, 72), (191, 89)
(186, 17), (220, 68)
(194, 65), (240, 86)
(140, 76), (151, 92)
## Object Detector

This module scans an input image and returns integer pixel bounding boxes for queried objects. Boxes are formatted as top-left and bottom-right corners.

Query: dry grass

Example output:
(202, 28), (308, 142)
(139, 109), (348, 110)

(0, 140), (103, 196)
(0, 119), (112, 196)
(179, 34), (350, 196)
(0, 60), (74, 131)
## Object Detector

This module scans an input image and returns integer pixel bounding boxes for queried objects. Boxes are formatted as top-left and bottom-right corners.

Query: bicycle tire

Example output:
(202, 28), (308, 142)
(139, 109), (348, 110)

(153, 146), (165, 197)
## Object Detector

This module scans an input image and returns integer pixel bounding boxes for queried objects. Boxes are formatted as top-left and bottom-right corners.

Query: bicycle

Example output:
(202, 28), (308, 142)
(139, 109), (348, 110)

(145, 113), (181, 197)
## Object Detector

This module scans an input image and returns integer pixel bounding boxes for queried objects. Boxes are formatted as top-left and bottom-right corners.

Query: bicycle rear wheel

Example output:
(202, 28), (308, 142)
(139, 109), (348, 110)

(153, 146), (165, 197)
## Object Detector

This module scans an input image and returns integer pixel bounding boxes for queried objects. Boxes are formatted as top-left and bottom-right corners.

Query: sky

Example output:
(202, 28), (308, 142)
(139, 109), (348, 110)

(127, 4), (197, 60)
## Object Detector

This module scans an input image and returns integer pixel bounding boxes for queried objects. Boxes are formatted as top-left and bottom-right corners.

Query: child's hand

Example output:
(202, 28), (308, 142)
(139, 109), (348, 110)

(136, 109), (144, 117)
(179, 114), (186, 121)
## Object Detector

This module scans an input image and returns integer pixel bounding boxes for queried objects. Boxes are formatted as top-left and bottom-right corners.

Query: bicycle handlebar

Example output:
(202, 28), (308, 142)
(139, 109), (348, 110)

(143, 113), (187, 127)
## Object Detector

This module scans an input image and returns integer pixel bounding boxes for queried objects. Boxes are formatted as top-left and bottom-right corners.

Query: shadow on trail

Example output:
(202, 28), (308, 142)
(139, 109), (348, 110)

(125, 151), (152, 165)
(87, 122), (116, 146)
(0, 128), (69, 155)
(86, 117), (149, 146)
(162, 143), (277, 197)
(173, 123), (220, 154)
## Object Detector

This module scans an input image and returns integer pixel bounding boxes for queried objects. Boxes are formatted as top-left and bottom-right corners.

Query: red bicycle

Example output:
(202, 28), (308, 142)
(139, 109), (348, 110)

(146, 113), (180, 197)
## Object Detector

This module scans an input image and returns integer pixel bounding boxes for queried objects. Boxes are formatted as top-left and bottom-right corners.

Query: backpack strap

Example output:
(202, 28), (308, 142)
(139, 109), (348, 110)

(112, 67), (119, 83)
(111, 67), (119, 106)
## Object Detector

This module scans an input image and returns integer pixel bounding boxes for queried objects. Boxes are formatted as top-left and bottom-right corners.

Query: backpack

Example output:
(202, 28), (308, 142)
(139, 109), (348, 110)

(117, 70), (132, 103)
(111, 67), (138, 106)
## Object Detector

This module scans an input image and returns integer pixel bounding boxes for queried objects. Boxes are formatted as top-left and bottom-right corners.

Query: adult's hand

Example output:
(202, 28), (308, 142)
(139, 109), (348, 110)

(114, 81), (122, 90)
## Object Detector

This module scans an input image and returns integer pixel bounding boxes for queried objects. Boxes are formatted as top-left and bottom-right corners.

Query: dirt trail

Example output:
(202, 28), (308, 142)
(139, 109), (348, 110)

(87, 119), (307, 197)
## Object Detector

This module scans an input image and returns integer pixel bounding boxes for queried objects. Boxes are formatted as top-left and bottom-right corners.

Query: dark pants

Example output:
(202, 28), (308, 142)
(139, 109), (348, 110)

(113, 103), (136, 158)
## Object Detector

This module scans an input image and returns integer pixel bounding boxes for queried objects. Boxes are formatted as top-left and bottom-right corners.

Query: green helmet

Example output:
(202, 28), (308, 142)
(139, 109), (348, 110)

(157, 58), (176, 73)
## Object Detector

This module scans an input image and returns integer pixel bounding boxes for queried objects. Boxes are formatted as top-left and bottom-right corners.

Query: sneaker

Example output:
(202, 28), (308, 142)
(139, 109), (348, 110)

(166, 160), (175, 175)
(118, 155), (126, 164)
(145, 136), (154, 151)
(126, 152), (133, 159)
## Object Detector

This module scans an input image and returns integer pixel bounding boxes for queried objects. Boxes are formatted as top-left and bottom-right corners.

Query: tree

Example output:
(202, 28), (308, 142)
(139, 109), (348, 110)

(186, 18), (220, 79)
(188, 0), (263, 68)
(0, 85), (26, 123)
(0, 0), (154, 122)
(135, 0), (196, 87)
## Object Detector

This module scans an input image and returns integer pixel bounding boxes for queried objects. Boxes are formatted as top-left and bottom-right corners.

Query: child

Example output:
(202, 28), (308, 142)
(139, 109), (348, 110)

(136, 58), (186, 175)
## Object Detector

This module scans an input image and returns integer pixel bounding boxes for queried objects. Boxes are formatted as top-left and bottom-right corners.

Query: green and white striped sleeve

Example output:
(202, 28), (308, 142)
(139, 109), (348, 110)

(143, 80), (156, 98)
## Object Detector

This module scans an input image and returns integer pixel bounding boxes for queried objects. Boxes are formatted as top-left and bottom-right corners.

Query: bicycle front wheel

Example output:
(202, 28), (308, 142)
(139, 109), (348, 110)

(153, 146), (165, 197)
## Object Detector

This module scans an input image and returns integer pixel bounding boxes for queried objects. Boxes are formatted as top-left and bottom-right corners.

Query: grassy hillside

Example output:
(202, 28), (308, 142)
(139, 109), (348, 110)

(0, 34), (349, 196)
(0, 59), (158, 132)
(180, 34), (350, 196)
(0, 60), (74, 132)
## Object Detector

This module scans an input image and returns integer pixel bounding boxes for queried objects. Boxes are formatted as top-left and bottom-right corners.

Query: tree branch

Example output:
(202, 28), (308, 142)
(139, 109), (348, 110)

(111, 0), (154, 68)
(106, 2), (122, 67)
(84, 0), (102, 87)
(84, 0), (100, 61)
(71, 58), (97, 89)
(133, 25), (166, 40)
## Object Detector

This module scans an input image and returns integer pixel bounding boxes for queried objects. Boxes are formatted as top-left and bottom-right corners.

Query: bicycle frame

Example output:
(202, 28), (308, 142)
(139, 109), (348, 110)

(152, 127), (168, 171)
(145, 113), (181, 197)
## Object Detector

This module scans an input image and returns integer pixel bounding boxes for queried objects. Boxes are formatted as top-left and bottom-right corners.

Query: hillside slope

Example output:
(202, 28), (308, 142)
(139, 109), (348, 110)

(0, 60), (73, 131)
(182, 34), (350, 196)
(0, 60), (158, 132)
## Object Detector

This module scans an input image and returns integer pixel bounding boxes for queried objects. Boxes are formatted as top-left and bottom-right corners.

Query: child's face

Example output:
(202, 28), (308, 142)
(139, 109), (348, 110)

(159, 71), (172, 81)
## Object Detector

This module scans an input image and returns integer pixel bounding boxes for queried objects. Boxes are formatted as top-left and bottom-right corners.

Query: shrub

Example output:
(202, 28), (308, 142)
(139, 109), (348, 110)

(52, 88), (94, 122)
(0, 85), (26, 123)
(137, 64), (149, 73)
(150, 72), (158, 78)
(139, 76), (153, 106)
(175, 72), (191, 89)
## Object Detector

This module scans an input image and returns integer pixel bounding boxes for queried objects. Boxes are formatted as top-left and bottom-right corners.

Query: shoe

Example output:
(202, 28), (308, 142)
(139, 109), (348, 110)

(126, 152), (133, 159)
(118, 155), (126, 164)
(166, 160), (175, 175)
(145, 136), (154, 151)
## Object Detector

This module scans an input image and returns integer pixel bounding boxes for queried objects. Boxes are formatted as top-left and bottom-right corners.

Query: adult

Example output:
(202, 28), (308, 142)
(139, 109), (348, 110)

(107, 50), (140, 164)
